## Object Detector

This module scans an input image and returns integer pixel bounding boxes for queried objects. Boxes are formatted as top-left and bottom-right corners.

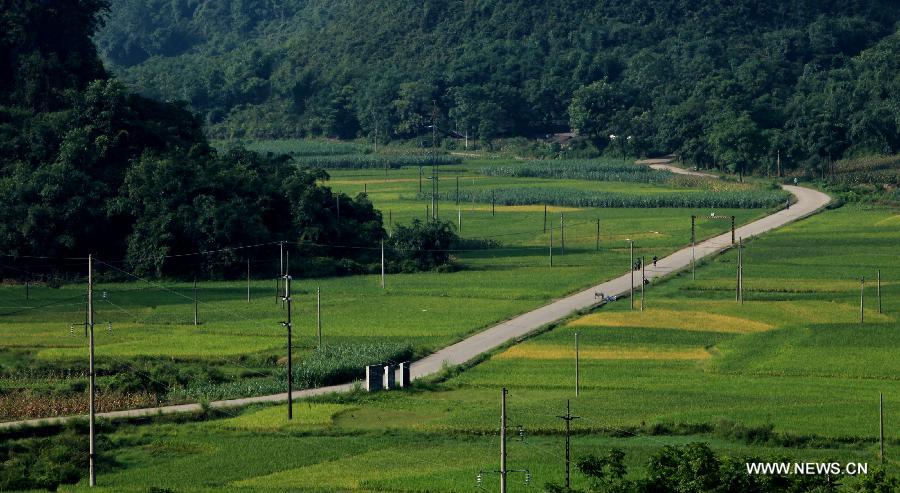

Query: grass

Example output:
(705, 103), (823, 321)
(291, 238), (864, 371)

(3, 203), (893, 492)
(1, 155), (768, 419)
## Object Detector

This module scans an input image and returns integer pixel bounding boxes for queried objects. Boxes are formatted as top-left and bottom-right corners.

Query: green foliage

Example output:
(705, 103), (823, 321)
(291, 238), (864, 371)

(387, 219), (459, 272)
(0, 425), (112, 491)
(481, 159), (671, 184)
(172, 343), (413, 401)
(422, 187), (789, 209)
(293, 154), (461, 169)
(94, 0), (900, 173)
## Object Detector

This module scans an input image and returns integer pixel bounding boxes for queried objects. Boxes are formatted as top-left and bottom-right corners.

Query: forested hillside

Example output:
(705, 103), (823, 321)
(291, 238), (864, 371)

(97, 0), (900, 173)
(1, 0), (383, 275)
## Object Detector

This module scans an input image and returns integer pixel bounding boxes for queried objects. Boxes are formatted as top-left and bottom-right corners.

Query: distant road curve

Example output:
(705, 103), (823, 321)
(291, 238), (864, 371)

(1, 160), (830, 429)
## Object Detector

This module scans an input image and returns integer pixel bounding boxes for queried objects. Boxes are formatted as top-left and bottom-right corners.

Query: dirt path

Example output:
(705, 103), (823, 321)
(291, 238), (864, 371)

(1, 166), (831, 430)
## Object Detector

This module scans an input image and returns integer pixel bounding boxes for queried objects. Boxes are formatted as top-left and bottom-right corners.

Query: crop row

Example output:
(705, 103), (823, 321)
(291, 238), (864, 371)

(833, 154), (900, 174)
(827, 169), (900, 186)
(294, 154), (462, 169)
(171, 342), (413, 401)
(419, 187), (789, 208)
(481, 159), (671, 183)
(243, 139), (369, 157)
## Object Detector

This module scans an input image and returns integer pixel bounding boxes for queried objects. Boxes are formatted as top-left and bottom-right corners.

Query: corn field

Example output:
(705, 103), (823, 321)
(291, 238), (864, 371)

(294, 154), (462, 169)
(419, 187), (789, 208)
(481, 159), (672, 183)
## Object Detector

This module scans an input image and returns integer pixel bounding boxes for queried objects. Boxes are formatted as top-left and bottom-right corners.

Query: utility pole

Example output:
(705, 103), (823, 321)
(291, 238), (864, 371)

(336, 196), (341, 222)
(575, 332), (579, 397)
(880, 393), (884, 465)
(456, 175), (459, 206)
(246, 259), (251, 302)
(641, 256), (645, 312)
(560, 213), (565, 255)
(739, 238), (744, 304)
(317, 285), (322, 349)
(25, 281), (29, 300)
(418, 166), (423, 194)
(282, 274), (293, 420)
(776, 149), (781, 178)
(87, 255), (96, 487)
(731, 216), (735, 245)
(381, 240), (386, 289)
(860, 277), (865, 324)
(193, 278), (199, 325)
(734, 239), (741, 303)
(432, 101), (438, 221)
(691, 215), (696, 280)
(877, 269), (882, 314)
(630, 240), (634, 310)
(500, 388), (508, 493)
(596, 219), (600, 251)
(557, 400), (581, 490)
(492, 190), (495, 217)
(549, 224), (554, 267)
(543, 205), (547, 233)
(279, 241), (285, 308)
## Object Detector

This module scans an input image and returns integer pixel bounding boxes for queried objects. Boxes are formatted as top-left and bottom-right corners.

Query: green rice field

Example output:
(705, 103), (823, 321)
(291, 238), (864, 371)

(34, 204), (899, 492)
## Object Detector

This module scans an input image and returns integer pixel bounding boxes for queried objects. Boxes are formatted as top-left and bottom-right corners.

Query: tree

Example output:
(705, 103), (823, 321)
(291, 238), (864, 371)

(708, 111), (763, 179)
(568, 79), (621, 149)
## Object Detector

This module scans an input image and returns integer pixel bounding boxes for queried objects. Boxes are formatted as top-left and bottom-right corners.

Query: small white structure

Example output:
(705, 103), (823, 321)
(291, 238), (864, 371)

(399, 362), (412, 388)
(382, 364), (396, 390)
(365, 365), (384, 392)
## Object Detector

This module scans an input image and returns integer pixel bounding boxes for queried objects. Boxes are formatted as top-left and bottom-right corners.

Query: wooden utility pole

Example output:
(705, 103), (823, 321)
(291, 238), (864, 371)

(549, 224), (554, 267)
(731, 216), (736, 245)
(776, 149), (781, 178)
(739, 238), (744, 304)
(557, 400), (581, 490)
(492, 190), (495, 216)
(691, 215), (696, 280)
(630, 240), (634, 310)
(87, 255), (96, 486)
(575, 333), (579, 397)
(317, 286), (322, 349)
(560, 213), (565, 255)
(640, 256), (645, 312)
(500, 388), (508, 493)
(860, 277), (865, 324)
(193, 278), (199, 325)
(418, 166), (423, 194)
(381, 241), (386, 289)
(279, 241), (285, 308)
(877, 269), (882, 314)
(596, 219), (600, 251)
(246, 259), (251, 302)
(880, 393), (885, 465)
(282, 275), (293, 420)
(543, 205), (547, 233)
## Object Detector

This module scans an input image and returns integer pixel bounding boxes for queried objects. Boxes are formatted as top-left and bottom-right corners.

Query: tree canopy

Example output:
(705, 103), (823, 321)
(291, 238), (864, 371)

(94, 0), (900, 173)
(0, 0), (384, 277)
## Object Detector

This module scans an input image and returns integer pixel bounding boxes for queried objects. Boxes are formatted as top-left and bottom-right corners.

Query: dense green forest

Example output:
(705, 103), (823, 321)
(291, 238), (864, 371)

(0, 0), (384, 276)
(96, 0), (900, 174)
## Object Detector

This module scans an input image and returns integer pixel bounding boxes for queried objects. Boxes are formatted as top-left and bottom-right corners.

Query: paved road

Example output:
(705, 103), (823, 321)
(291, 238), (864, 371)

(1, 168), (830, 429)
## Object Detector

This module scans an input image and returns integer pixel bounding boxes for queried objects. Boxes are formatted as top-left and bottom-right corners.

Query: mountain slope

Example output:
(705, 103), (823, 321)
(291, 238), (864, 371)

(96, 0), (900, 171)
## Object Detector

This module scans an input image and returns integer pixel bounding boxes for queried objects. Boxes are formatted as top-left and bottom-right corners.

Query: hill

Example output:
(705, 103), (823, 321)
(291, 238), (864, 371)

(97, 0), (900, 173)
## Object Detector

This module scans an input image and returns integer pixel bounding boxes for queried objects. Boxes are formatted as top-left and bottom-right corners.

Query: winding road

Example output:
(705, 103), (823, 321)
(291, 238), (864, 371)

(1, 162), (831, 429)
